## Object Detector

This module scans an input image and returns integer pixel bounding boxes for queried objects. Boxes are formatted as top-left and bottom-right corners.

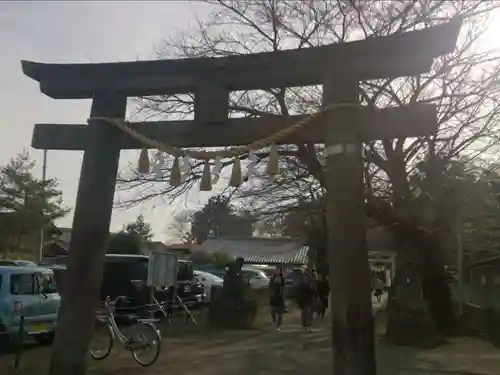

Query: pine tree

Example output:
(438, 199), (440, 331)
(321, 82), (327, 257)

(0, 151), (69, 254)
(124, 214), (153, 242)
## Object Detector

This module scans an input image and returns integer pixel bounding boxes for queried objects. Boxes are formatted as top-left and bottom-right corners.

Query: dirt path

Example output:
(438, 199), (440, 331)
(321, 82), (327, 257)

(2, 309), (500, 375)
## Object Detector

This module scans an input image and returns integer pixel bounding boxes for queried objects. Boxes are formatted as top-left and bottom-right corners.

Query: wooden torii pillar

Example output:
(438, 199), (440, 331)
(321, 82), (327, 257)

(22, 19), (461, 375)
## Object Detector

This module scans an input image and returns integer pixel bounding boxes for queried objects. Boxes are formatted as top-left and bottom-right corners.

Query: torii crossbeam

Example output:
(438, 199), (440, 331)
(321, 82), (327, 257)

(22, 18), (461, 375)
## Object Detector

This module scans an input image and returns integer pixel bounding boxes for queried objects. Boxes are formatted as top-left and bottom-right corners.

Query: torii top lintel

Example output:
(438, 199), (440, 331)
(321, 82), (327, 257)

(21, 19), (461, 100)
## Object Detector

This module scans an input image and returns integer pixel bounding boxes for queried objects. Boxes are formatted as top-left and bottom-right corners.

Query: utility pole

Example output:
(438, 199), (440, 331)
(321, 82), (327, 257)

(38, 150), (48, 264)
(455, 188), (464, 317)
(456, 215), (464, 315)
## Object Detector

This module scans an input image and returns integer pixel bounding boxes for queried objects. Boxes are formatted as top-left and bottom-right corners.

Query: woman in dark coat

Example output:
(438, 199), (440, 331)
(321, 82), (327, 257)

(269, 268), (286, 331)
(296, 268), (317, 332)
(316, 274), (330, 319)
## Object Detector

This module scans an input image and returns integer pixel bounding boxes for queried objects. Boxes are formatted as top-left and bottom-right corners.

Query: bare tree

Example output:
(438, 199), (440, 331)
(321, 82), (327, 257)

(117, 0), (500, 337)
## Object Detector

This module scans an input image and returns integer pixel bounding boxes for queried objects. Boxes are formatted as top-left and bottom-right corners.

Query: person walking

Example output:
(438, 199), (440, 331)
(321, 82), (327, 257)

(316, 274), (330, 319)
(373, 277), (385, 302)
(296, 268), (317, 332)
(269, 267), (286, 331)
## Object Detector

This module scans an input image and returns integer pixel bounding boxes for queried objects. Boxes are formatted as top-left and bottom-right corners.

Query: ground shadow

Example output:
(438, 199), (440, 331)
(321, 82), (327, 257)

(3, 307), (500, 375)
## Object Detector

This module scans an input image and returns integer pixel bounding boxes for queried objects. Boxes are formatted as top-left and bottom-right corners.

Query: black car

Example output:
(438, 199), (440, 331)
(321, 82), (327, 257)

(42, 254), (204, 313)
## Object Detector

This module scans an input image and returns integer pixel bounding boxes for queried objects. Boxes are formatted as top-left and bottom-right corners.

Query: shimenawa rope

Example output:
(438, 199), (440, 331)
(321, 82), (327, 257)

(87, 102), (358, 189)
(88, 102), (357, 160)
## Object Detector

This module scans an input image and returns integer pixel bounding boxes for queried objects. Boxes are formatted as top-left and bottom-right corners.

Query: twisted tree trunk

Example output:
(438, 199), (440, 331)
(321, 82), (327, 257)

(366, 199), (455, 344)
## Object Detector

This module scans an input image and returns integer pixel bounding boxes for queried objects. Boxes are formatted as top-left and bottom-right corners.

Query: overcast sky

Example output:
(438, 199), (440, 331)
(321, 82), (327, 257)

(0, 1), (216, 242)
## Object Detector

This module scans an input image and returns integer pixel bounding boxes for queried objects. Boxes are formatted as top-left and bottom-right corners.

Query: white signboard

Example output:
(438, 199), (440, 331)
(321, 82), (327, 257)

(147, 252), (178, 290)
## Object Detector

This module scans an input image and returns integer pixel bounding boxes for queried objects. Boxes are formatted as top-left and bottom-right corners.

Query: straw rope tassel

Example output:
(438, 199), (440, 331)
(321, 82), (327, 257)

(267, 144), (280, 176)
(247, 151), (257, 181)
(89, 102), (358, 163)
(181, 156), (191, 182)
(152, 151), (167, 178)
(170, 156), (182, 186)
(212, 155), (223, 184)
(138, 148), (150, 174)
(200, 160), (212, 191)
(229, 157), (242, 187)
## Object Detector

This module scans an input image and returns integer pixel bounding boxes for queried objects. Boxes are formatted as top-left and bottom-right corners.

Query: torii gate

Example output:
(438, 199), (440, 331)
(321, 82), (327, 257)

(23, 19), (461, 375)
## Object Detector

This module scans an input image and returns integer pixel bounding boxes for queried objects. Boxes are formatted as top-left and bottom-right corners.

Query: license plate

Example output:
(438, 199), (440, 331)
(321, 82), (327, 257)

(29, 323), (49, 334)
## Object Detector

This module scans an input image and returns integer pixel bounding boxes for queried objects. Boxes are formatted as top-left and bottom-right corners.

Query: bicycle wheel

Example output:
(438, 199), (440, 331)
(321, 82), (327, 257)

(130, 322), (161, 366)
(89, 318), (114, 360)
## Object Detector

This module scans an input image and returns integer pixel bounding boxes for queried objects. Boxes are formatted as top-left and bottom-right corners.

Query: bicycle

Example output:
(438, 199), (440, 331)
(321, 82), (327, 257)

(89, 296), (162, 367)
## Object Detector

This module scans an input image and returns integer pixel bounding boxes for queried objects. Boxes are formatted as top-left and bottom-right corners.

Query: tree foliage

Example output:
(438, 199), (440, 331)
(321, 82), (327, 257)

(413, 160), (500, 262)
(123, 214), (153, 242)
(107, 215), (154, 255)
(190, 195), (253, 244)
(0, 152), (69, 254)
(107, 232), (142, 255)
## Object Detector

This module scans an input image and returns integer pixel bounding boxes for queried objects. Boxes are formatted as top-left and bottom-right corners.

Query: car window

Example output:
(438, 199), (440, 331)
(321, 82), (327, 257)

(263, 270), (275, 278)
(15, 261), (37, 267)
(39, 273), (58, 294)
(178, 262), (193, 281)
(42, 257), (68, 266)
(205, 273), (223, 283)
(10, 273), (36, 295)
(242, 270), (258, 280)
(257, 271), (268, 279)
(244, 269), (269, 279)
(128, 259), (149, 280)
(101, 261), (147, 301)
(104, 260), (148, 281)
(197, 272), (222, 283)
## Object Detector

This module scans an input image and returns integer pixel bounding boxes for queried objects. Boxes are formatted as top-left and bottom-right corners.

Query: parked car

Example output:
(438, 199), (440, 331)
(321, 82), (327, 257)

(250, 265), (279, 279)
(0, 260), (38, 267)
(193, 264), (227, 280)
(43, 254), (204, 313)
(209, 269), (227, 279)
(195, 265), (271, 289)
(100, 254), (204, 309)
(241, 267), (270, 289)
(0, 266), (60, 347)
(194, 270), (223, 302)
